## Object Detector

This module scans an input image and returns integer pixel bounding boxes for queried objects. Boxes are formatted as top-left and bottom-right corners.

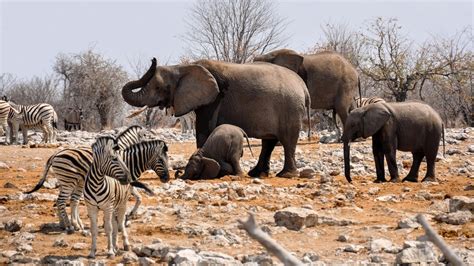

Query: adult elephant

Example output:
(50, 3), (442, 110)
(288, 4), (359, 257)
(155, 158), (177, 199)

(254, 49), (361, 137)
(122, 58), (310, 178)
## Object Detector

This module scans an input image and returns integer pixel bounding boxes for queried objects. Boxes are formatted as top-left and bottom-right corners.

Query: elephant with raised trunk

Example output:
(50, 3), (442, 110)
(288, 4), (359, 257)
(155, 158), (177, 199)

(342, 101), (444, 183)
(254, 49), (360, 138)
(122, 58), (310, 178)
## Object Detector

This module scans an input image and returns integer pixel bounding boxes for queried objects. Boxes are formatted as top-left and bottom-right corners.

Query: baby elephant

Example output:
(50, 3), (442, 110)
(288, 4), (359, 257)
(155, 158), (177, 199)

(176, 124), (253, 180)
(343, 101), (444, 183)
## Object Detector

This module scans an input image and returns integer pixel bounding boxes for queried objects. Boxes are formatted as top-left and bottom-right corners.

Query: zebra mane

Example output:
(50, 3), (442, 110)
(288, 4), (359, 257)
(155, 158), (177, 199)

(93, 136), (118, 152)
(124, 139), (167, 152)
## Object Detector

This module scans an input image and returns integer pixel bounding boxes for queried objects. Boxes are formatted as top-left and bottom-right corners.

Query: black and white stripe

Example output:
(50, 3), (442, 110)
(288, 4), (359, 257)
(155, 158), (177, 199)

(0, 100), (13, 140)
(116, 125), (143, 150)
(25, 138), (169, 233)
(8, 102), (56, 144)
(83, 136), (132, 258)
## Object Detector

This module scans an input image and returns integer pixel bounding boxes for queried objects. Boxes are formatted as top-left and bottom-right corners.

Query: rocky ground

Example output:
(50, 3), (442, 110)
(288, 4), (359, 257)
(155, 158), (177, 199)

(0, 127), (472, 265)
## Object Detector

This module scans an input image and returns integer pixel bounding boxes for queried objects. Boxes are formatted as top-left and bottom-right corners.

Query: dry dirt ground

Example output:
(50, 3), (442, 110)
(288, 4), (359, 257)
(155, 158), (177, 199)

(0, 130), (472, 264)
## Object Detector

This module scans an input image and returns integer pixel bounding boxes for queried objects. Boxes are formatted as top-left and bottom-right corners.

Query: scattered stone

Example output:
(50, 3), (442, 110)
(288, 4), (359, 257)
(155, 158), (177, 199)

(301, 252), (319, 263)
(1, 250), (17, 259)
(367, 187), (380, 195)
(0, 161), (9, 169)
(398, 217), (420, 229)
(396, 241), (437, 264)
(274, 207), (318, 231)
(449, 196), (474, 213)
(3, 182), (17, 189)
(446, 148), (462, 155)
(122, 252), (139, 264)
(465, 184), (474, 191)
(320, 175), (333, 184)
(53, 238), (69, 248)
(337, 235), (350, 242)
(173, 249), (201, 265)
(468, 145), (474, 153)
(16, 243), (33, 253)
(3, 219), (22, 232)
(138, 257), (156, 266)
(343, 244), (364, 253)
(134, 243), (170, 259)
(375, 195), (399, 202)
(198, 251), (240, 265)
(434, 210), (472, 225)
(369, 238), (393, 253)
(241, 253), (274, 265)
(299, 168), (315, 179)
(43, 178), (58, 189)
(71, 242), (88, 250)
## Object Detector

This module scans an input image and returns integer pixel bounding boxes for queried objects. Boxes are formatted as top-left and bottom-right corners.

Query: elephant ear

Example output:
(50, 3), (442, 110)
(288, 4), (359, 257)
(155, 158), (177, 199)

(273, 53), (304, 73)
(174, 65), (219, 117)
(200, 157), (220, 179)
(361, 103), (391, 138)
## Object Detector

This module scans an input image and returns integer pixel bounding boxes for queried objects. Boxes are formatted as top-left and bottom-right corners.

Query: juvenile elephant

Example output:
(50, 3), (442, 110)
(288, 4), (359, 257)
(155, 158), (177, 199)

(175, 124), (253, 180)
(254, 49), (360, 137)
(342, 101), (444, 183)
(122, 58), (310, 178)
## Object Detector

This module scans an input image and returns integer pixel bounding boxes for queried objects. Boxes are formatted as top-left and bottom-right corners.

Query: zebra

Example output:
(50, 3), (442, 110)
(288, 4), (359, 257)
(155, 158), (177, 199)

(350, 97), (386, 112)
(0, 100), (20, 143)
(116, 125), (144, 150)
(25, 129), (169, 233)
(7, 102), (57, 144)
(83, 136), (132, 258)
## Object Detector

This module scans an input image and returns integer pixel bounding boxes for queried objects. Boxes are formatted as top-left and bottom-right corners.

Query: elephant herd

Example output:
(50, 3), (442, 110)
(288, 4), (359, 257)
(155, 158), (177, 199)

(122, 49), (445, 183)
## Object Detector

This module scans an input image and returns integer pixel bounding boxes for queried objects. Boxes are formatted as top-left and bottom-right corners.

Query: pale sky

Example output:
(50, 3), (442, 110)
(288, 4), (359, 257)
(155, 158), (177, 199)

(1, 0), (472, 79)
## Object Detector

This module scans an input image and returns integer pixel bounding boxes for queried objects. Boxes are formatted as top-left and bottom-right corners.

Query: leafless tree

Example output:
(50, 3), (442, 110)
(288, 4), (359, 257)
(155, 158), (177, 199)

(184, 0), (287, 63)
(5, 75), (60, 105)
(54, 49), (128, 130)
(0, 73), (16, 98)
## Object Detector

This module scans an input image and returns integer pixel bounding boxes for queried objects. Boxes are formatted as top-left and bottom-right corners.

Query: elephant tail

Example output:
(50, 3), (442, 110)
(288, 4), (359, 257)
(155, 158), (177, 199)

(305, 90), (311, 139)
(358, 77), (362, 107)
(242, 131), (254, 158)
(442, 123), (445, 157)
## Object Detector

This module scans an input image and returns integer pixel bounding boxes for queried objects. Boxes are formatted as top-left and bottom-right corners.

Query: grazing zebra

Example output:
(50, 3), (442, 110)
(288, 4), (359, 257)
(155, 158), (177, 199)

(7, 102), (57, 144)
(83, 136), (132, 258)
(350, 97), (386, 112)
(25, 134), (169, 233)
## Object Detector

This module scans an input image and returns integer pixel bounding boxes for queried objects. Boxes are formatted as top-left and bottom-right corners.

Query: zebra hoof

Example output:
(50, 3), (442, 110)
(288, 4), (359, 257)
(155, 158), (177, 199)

(107, 253), (115, 259)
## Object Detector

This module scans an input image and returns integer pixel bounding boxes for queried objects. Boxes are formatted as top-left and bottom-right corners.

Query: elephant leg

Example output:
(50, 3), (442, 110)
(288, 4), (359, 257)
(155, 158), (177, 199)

(248, 139), (278, 178)
(230, 157), (244, 177)
(422, 151), (437, 182)
(403, 152), (423, 182)
(332, 109), (341, 141)
(372, 137), (386, 183)
(384, 145), (400, 183)
(277, 134), (299, 178)
(219, 161), (234, 176)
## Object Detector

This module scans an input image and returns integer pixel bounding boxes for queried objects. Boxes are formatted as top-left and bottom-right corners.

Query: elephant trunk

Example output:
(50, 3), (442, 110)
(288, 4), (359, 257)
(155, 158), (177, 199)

(344, 141), (351, 182)
(121, 58), (157, 107)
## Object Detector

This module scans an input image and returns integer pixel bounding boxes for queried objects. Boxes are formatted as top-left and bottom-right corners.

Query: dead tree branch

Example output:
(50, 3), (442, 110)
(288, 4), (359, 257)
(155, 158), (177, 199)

(238, 213), (303, 266)
(416, 214), (464, 266)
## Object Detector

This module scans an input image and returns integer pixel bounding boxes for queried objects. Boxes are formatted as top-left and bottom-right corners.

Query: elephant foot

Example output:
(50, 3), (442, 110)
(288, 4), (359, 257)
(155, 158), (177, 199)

(421, 176), (437, 183)
(248, 167), (269, 178)
(276, 169), (299, 178)
(402, 176), (418, 182)
(374, 178), (387, 183)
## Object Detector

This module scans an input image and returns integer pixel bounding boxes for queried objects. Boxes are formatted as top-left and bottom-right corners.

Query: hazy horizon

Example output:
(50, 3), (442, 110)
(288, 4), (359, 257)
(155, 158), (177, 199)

(1, 0), (472, 79)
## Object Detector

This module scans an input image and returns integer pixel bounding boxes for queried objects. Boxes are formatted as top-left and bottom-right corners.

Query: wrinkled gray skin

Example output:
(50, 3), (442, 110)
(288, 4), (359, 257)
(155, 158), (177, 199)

(342, 101), (443, 183)
(122, 58), (310, 178)
(254, 49), (360, 137)
(176, 124), (251, 180)
(64, 108), (84, 131)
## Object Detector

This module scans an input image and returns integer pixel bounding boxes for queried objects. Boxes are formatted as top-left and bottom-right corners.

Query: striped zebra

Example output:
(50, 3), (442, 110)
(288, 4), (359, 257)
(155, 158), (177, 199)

(83, 136), (132, 258)
(116, 125), (143, 150)
(0, 100), (20, 143)
(25, 129), (169, 233)
(8, 102), (57, 144)
(350, 97), (386, 112)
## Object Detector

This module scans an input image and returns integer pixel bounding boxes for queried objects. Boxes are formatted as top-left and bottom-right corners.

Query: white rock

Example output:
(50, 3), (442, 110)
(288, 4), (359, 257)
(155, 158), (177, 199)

(369, 238), (393, 253)
(121, 252), (139, 263)
(449, 196), (474, 213)
(0, 161), (9, 169)
(397, 217), (420, 229)
(173, 249), (201, 265)
(376, 195), (399, 202)
(434, 210), (472, 225)
(3, 219), (22, 232)
(396, 241), (437, 264)
(71, 242), (88, 250)
(274, 207), (318, 231)
(343, 244), (364, 253)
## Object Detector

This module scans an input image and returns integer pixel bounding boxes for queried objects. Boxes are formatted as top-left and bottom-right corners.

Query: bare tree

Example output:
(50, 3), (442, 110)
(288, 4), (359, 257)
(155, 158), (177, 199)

(54, 49), (128, 130)
(5, 75), (59, 105)
(184, 0), (287, 63)
(0, 73), (16, 98)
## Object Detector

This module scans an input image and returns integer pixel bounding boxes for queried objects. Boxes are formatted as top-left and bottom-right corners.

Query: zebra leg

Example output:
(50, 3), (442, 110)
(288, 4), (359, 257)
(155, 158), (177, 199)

(22, 125), (29, 145)
(57, 189), (74, 233)
(117, 205), (130, 251)
(86, 204), (98, 259)
(70, 185), (84, 231)
(126, 187), (141, 219)
(112, 212), (119, 253)
(103, 207), (115, 258)
(40, 125), (49, 143)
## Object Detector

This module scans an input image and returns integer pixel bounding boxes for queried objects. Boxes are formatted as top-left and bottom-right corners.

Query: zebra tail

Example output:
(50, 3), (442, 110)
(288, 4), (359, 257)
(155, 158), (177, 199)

(130, 181), (155, 196)
(24, 153), (56, 194)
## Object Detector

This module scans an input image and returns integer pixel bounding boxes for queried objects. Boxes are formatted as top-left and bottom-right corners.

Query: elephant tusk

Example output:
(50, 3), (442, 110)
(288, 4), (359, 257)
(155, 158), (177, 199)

(127, 106), (149, 118)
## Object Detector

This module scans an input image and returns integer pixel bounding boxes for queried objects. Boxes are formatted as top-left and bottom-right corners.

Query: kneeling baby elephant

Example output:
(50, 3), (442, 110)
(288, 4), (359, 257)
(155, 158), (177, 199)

(176, 124), (253, 180)
(343, 101), (444, 183)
